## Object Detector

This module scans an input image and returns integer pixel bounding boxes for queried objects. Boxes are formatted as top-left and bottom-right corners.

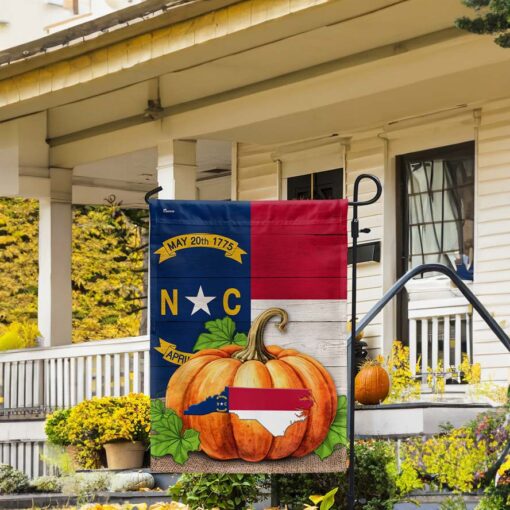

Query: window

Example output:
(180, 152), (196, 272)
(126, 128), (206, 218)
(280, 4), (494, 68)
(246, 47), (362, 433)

(287, 168), (343, 200)
(398, 142), (475, 279)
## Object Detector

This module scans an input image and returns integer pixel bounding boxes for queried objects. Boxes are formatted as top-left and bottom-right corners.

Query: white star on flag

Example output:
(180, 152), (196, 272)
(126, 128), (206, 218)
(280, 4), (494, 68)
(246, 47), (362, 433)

(185, 286), (216, 316)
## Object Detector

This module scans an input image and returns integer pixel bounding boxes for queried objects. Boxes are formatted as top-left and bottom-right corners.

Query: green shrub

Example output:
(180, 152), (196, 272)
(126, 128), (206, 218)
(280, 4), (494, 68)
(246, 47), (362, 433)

(439, 496), (467, 510)
(30, 475), (63, 493)
(168, 473), (267, 510)
(476, 483), (510, 510)
(274, 440), (399, 510)
(45, 408), (72, 446)
(61, 472), (111, 505)
(0, 464), (29, 494)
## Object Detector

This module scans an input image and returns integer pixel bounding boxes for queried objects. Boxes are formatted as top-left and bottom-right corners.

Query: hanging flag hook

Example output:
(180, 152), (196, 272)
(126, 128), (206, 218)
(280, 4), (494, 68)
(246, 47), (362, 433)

(144, 186), (163, 204)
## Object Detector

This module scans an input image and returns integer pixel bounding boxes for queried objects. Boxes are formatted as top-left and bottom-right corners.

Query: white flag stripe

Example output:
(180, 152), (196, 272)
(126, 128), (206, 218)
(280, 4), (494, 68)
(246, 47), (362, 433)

(251, 299), (347, 395)
(231, 410), (307, 436)
(252, 300), (346, 322)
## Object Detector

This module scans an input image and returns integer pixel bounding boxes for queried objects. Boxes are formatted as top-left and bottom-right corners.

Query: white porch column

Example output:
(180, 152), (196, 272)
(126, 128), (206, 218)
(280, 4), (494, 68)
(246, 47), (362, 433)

(157, 140), (197, 199)
(38, 168), (73, 347)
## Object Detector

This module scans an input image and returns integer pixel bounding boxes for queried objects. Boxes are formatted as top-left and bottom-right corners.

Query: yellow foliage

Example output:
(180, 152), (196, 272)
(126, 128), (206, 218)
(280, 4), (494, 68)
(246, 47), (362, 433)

(460, 353), (481, 385)
(401, 427), (491, 493)
(498, 453), (510, 477)
(384, 340), (421, 403)
(0, 321), (40, 351)
(0, 199), (145, 342)
(76, 504), (188, 510)
(65, 393), (150, 469)
(0, 198), (39, 325)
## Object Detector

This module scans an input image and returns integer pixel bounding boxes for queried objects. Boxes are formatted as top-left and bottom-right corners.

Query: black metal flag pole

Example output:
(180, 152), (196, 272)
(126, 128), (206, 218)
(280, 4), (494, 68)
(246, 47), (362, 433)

(347, 175), (382, 510)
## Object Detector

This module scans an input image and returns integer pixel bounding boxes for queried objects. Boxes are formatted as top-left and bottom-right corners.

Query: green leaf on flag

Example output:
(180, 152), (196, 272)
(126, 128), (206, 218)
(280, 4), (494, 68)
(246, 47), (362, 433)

(314, 395), (348, 460)
(150, 399), (166, 424)
(150, 405), (200, 464)
(193, 317), (247, 351)
(233, 332), (247, 346)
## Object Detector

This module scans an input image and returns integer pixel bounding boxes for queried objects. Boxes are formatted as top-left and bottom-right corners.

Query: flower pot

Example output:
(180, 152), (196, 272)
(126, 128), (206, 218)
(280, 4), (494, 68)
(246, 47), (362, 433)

(65, 445), (82, 469)
(103, 441), (145, 470)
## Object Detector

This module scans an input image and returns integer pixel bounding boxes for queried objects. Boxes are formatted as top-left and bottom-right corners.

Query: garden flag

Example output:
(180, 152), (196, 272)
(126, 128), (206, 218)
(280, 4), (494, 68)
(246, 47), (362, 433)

(149, 199), (348, 473)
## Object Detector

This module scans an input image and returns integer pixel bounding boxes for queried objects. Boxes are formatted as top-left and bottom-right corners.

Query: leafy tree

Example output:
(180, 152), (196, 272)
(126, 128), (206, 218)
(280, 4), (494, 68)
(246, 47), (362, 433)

(0, 198), (39, 326)
(456, 1), (510, 47)
(72, 203), (146, 341)
(0, 198), (146, 342)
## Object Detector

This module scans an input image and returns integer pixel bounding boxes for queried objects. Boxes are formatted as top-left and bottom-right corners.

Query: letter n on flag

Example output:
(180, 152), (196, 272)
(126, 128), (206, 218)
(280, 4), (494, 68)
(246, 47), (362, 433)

(149, 199), (348, 473)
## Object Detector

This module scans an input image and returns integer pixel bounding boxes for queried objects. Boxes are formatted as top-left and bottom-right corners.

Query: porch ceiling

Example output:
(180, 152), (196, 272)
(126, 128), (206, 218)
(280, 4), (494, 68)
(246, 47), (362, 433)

(10, 0), (472, 138)
(3, 0), (503, 171)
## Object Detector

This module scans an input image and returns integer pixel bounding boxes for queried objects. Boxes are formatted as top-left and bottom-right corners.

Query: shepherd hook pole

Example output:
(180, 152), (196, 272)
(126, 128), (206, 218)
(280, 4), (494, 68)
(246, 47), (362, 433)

(347, 175), (382, 510)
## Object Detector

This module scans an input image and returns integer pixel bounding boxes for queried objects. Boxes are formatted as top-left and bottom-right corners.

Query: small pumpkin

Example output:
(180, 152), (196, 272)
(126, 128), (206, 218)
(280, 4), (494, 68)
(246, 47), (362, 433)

(354, 359), (390, 405)
(165, 308), (337, 462)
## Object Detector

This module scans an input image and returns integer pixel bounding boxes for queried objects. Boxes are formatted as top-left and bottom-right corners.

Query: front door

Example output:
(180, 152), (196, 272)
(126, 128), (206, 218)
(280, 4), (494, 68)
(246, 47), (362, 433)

(396, 142), (475, 373)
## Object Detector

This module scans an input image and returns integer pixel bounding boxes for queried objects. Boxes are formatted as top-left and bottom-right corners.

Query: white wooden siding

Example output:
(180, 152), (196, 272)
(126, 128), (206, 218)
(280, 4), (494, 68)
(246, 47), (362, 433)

(236, 106), (510, 384)
(237, 143), (279, 200)
(346, 133), (385, 356)
(475, 99), (510, 383)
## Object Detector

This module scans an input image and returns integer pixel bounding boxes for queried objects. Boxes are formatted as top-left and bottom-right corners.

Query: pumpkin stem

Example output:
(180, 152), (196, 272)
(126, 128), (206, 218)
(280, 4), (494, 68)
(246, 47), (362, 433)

(232, 308), (288, 363)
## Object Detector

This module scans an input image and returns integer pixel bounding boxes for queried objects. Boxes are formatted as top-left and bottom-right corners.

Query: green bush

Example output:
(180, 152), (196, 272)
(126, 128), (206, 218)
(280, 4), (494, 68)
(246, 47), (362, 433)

(439, 496), (467, 510)
(30, 475), (63, 493)
(274, 440), (399, 510)
(45, 408), (71, 446)
(475, 483), (510, 510)
(0, 464), (29, 494)
(169, 473), (267, 510)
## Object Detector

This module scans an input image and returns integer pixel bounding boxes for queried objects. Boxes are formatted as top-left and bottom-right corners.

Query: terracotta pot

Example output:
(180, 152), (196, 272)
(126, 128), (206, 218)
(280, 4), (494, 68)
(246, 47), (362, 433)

(65, 445), (82, 469)
(103, 441), (145, 470)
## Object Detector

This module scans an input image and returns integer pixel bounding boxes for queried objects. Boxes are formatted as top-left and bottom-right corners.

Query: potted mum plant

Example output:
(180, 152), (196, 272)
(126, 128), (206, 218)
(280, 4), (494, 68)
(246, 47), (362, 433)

(100, 393), (150, 469)
(44, 408), (83, 470)
(65, 393), (150, 469)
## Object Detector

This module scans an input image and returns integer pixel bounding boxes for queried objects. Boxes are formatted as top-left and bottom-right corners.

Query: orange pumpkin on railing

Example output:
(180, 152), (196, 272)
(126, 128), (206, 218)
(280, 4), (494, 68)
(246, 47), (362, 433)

(354, 359), (390, 405)
(165, 308), (337, 462)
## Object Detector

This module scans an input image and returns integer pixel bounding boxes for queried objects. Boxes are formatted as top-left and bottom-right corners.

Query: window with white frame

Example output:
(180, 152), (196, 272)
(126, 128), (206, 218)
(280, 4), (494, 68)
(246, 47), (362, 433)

(398, 142), (475, 279)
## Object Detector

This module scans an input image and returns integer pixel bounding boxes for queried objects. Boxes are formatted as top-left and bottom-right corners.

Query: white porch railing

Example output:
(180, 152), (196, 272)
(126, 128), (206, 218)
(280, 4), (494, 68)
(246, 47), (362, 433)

(408, 297), (472, 379)
(0, 336), (150, 414)
(0, 336), (150, 478)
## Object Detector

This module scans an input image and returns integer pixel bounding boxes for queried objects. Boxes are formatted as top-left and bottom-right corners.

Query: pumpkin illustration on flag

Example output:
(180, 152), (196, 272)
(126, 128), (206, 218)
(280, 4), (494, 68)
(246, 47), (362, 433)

(165, 308), (337, 462)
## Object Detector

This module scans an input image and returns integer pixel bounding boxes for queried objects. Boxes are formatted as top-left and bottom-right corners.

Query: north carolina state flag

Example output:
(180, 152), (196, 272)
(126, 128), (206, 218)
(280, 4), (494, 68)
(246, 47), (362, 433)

(149, 199), (348, 473)
(150, 200), (348, 399)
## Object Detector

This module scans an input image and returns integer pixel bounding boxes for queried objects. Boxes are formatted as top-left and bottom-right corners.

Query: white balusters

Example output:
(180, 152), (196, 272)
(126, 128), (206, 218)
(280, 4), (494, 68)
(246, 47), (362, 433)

(132, 352), (140, 393)
(56, 358), (64, 408)
(421, 319), (428, 380)
(104, 354), (112, 396)
(0, 336), (149, 478)
(63, 359), (70, 408)
(4, 362), (11, 409)
(455, 314), (462, 368)
(70, 357), (77, 406)
(443, 316), (450, 370)
(409, 319), (417, 376)
(124, 353), (130, 395)
(113, 354), (121, 396)
(408, 299), (471, 382)
(431, 318), (439, 371)
(77, 357), (85, 403)
(49, 359), (56, 409)
(95, 355), (103, 398)
(85, 356), (93, 400)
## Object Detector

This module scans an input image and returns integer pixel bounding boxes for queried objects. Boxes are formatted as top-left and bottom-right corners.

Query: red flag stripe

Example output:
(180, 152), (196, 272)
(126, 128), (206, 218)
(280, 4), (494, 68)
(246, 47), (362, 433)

(228, 387), (313, 411)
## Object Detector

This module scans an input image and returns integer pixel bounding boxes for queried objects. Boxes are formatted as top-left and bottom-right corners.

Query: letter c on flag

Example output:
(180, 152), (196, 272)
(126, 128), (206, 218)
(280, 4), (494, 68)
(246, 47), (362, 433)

(223, 288), (241, 316)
